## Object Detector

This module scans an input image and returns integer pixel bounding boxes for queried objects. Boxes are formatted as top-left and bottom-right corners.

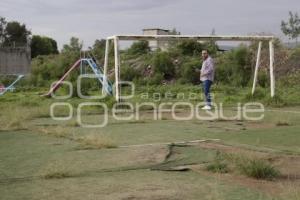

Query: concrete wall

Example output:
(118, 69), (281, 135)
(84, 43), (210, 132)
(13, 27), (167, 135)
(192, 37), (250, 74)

(0, 47), (31, 75)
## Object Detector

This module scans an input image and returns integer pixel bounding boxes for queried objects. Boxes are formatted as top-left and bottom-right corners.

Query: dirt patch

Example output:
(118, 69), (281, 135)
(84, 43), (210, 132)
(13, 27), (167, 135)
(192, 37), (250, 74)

(245, 121), (275, 129)
(270, 156), (300, 178)
(126, 145), (169, 165)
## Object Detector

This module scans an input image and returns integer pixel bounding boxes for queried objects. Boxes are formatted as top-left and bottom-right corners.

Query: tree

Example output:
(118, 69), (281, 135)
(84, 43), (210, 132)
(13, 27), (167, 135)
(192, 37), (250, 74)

(152, 51), (175, 79)
(49, 38), (58, 54)
(62, 37), (83, 53)
(3, 21), (31, 46)
(168, 28), (181, 48)
(180, 58), (201, 84)
(176, 39), (204, 56)
(281, 11), (300, 44)
(60, 37), (82, 82)
(91, 39), (106, 62)
(127, 40), (150, 55)
(169, 28), (180, 35)
(207, 28), (218, 55)
(0, 17), (31, 46)
(30, 35), (59, 58)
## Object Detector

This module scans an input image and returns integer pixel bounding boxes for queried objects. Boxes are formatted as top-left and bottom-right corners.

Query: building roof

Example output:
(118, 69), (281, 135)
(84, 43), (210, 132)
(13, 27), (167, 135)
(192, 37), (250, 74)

(142, 28), (170, 32)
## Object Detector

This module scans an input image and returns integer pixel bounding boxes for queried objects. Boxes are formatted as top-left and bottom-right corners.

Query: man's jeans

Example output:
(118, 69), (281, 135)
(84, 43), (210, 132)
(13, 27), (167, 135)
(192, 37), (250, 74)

(203, 80), (212, 106)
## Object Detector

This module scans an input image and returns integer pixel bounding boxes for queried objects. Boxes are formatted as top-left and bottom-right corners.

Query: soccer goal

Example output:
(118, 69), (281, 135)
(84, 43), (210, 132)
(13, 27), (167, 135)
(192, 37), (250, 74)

(102, 34), (275, 102)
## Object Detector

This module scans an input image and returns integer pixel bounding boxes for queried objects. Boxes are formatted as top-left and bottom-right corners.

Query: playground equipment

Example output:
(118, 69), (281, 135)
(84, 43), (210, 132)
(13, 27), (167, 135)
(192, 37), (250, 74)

(0, 75), (24, 96)
(44, 57), (113, 97)
(103, 34), (275, 102)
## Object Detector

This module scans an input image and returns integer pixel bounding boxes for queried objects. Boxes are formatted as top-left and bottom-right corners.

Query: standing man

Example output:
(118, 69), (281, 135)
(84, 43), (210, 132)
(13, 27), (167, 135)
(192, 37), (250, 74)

(199, 50), (215, 110)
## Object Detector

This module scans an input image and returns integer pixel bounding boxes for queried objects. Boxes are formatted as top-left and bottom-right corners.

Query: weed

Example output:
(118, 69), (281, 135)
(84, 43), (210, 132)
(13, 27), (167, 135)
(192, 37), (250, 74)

(76, 134), (117, 149)
(206, 151), (229, 173)
(41, 161), (73, 179)
(237, 158), (280, 180)
(276, 121), (291, 126)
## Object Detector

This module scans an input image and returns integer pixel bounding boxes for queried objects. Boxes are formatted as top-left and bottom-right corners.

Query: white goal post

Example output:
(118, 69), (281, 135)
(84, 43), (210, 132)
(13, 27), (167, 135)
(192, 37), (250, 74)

(103, 34), (275, 102)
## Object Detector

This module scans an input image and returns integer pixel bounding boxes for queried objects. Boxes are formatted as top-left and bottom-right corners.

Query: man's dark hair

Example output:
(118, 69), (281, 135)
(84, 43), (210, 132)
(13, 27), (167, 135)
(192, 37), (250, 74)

(202, 49), (209, 54)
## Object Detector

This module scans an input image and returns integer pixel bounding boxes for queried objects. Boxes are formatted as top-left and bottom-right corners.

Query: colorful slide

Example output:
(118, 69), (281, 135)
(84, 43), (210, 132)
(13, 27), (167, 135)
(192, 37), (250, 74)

(44, 58), (113, 97)
(0, 75), (24, 96)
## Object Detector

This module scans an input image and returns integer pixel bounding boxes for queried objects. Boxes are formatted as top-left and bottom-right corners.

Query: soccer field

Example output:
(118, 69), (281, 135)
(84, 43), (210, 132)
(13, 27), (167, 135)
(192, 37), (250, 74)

(1, 92), (300, 200)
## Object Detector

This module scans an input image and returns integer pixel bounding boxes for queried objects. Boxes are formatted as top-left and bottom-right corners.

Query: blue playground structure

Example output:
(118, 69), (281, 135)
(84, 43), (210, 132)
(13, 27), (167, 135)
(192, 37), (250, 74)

(82, 58), (113, 95)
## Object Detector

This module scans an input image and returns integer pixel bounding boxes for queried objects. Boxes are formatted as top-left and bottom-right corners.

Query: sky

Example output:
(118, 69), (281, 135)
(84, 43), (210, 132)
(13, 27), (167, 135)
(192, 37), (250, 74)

(0, 0), (299, 49)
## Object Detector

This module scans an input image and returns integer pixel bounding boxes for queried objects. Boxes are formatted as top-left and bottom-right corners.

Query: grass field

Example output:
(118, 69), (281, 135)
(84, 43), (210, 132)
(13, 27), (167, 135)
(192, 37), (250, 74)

(0, 88), (300, 200)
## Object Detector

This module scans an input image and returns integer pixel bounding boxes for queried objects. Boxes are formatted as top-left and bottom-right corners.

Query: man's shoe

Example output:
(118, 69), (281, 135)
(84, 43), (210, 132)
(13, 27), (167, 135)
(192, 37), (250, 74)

(201, 105), (212, 110)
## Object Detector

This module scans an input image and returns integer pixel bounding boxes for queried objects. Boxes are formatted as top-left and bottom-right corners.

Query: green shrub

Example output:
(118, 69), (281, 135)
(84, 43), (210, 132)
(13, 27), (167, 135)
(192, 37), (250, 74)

(176, 39), (204, 56)
(148, 73), (164, 85)
(222, 85), (239, 95)
(276, 120), (291, 126)
(278, 71), (300, 87)
(127, 40), (150, 56)
(285, 47), (300, 72)
(243, 87), (266, 101)
(204, 41), (219, 56)
(179, 58), (201, 84)
(206, 162), (229, 173)
(206, 151), (229, 173)
(44, 171), (72, 179)
(238, 159), (280, 180)
(216, 45), (252, 87)
(98, 96), (116, 109)
(75, 77), (100, 97)
(257, 71), (269, 88)
(121, 65), (140, 81)
(263, 94), (286, 107)
(214, 62), (233, 84)
(152, 51), (175, 79)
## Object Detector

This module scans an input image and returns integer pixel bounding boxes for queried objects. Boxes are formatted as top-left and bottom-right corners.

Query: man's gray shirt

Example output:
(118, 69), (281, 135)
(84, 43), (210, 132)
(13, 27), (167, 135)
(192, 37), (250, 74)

(200, 56), (215, 82)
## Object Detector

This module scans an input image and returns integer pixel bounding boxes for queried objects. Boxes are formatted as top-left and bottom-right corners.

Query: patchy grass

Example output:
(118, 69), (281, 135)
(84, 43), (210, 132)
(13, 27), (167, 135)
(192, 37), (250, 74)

(0, 106), (30, 131)
(35, 126), (71, 138)
(0, 102), (50, 131)
(0, 90), (300, 200)
(41, 161), (73, 179)
(76, 134), (117, 149)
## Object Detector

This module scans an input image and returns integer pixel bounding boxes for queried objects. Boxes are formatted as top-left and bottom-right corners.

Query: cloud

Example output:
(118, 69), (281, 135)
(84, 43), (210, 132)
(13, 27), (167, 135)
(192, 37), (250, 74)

(0, 0), (178, 16)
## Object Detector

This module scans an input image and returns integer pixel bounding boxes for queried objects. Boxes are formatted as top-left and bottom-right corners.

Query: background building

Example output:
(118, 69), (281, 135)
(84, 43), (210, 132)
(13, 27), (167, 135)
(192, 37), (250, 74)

(0, 47), (31, 75)
(142, 28), (171, 51)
